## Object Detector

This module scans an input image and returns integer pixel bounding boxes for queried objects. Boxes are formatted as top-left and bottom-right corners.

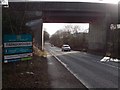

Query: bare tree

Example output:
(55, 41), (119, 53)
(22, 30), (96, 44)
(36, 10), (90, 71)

(49, 24), (88, 51)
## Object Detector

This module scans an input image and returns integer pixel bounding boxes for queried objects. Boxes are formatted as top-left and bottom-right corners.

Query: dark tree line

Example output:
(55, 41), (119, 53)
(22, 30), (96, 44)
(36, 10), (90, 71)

(43, 29), (50, 42)
(3, 7), (32, 35)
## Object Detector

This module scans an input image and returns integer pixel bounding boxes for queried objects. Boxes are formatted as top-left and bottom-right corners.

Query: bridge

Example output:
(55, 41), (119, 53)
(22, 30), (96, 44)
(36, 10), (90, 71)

(3, 1), (118, 54)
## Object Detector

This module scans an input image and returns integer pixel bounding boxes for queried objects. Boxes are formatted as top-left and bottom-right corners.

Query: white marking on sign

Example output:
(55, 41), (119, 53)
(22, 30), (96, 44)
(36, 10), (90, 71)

(4, 42), (32, 47)
(4, 53), (33, 60)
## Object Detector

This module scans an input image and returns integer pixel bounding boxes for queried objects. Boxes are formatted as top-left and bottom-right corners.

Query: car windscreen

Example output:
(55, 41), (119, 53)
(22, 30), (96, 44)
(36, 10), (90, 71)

(63, 45), (69, 47)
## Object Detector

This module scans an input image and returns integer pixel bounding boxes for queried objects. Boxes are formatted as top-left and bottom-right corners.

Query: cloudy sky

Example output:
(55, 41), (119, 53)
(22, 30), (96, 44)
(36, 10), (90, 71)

(43, 23), (89, 35)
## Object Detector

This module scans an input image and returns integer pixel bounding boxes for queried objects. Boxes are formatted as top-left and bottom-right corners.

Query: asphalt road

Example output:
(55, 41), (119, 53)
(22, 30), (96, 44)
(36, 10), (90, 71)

(47, 52), (87, 88)
(45, 43), (119, 89)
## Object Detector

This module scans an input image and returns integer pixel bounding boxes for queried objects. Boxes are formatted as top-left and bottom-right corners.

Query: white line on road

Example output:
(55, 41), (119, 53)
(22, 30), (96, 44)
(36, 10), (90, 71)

(48, 48), (119, 88)
(49, 49), (90, 89)
(71, 52), (120, 70)
(97, 61), (120, 70)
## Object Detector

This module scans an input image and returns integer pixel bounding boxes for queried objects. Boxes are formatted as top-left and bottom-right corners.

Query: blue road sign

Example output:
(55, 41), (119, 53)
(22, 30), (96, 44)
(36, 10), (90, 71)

(4, 46), (32, 55)
(4, 34), (32, 42)
(3, 34), (33, 63)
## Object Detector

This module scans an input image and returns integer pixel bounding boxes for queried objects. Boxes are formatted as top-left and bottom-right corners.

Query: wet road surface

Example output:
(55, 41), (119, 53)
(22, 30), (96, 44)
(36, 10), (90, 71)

(45, 43), (119, 89)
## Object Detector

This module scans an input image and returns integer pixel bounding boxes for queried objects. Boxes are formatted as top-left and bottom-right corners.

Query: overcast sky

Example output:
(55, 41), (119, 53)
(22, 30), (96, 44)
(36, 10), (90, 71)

(43, 23), (89, 35)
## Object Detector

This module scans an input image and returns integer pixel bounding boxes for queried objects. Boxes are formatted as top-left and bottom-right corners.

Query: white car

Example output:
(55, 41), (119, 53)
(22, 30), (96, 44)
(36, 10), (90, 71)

(62, 44), (71, 51)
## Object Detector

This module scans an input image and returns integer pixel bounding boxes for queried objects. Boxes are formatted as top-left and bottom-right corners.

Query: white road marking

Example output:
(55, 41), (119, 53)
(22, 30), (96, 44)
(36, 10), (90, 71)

(97, 61), (120, 70)
(49, 49), (90, 88)
(48, 47), (120, 88)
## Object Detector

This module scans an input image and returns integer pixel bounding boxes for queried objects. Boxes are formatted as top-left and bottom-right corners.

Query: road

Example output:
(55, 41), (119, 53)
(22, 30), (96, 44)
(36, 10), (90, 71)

(45, 43), (119, 88)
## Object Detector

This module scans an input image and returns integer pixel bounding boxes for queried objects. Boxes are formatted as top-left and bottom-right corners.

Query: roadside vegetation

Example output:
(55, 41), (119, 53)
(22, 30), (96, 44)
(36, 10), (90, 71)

(49, 25), (89, 52)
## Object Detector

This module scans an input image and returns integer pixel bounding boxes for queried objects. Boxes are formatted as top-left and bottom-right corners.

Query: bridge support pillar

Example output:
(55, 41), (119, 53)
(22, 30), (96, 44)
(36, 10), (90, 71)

(33, 19), (43, 50)
(88, 15), (110, 54)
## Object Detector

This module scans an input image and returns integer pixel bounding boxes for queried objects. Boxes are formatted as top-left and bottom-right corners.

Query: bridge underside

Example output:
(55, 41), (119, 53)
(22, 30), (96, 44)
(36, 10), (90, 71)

(3, 2), (118, 53)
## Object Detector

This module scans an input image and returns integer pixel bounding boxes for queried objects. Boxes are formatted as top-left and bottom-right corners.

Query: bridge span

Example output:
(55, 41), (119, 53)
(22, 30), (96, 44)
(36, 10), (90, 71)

(3, 2), (118, 54)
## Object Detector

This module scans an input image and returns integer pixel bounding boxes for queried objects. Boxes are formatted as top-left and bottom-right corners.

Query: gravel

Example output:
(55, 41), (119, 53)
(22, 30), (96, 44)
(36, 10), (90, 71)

(2, 55), (50, 88)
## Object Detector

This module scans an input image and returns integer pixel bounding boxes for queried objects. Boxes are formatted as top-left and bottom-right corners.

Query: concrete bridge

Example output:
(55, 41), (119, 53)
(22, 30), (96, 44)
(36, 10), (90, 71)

(3, 2), (118, 53)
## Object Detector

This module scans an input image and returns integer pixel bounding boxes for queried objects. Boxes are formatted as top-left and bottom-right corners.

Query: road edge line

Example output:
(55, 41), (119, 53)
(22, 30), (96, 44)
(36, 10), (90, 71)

(49, 50), (89, 89)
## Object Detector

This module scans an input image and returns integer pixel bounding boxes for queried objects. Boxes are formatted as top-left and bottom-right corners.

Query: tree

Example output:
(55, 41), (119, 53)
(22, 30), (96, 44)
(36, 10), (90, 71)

(49, 24), (88, 51)
(3, 7), (29, 34)
(43, 29), (50, 42)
